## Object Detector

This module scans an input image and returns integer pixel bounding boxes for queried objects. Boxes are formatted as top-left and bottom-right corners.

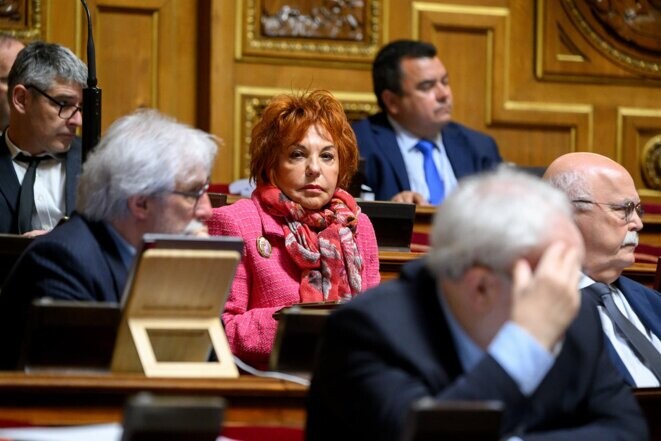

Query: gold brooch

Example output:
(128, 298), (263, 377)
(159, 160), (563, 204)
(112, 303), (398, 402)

(256, 236), (272, 258)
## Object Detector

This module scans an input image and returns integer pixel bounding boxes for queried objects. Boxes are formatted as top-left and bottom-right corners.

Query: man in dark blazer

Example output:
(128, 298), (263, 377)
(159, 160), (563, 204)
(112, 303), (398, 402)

(0, 41), (87, 235)
(307, 169), (647, 440)
(0, 136), (81, 233)
(545, 152), (661, 387)
(352, 40), (502, 204)
(0, 109), (219, 369)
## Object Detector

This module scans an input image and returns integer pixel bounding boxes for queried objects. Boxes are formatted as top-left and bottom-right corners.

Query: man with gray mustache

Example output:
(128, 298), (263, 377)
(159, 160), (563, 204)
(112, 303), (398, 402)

(545, 152), (661, 387)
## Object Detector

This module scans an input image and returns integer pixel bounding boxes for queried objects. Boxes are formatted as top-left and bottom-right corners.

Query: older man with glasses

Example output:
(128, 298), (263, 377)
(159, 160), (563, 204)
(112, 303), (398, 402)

(0, 108), (218, 369)
(0, 41), (86, 236)
(545, 152), (661, 388)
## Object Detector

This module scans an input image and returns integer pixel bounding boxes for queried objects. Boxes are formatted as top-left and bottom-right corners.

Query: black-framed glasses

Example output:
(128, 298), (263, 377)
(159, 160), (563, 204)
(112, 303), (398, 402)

(26, 84), (82, 119)
(571, 199), (644, 221)
(169, 180), (210, 210)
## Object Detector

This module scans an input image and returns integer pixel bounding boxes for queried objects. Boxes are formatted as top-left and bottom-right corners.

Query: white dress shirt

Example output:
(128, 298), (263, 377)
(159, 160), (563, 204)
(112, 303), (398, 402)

(387, 116), (458, 202)
(580, 274), (661, 387)
(7, 135), (66, 231)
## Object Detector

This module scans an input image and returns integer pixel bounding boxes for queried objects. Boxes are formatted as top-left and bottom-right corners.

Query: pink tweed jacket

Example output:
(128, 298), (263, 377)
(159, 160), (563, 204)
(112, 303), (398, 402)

(207, 196), (381, 369)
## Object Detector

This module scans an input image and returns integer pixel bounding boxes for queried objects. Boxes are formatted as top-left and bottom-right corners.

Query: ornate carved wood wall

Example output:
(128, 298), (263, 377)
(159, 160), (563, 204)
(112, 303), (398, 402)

(212, 0), (661, 202)
(3, 0), (200, 130)
(3, 0), (659, 201)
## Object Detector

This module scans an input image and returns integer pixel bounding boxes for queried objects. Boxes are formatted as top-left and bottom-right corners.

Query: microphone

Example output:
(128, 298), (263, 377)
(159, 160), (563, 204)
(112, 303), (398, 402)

(80, 0), (101, 161)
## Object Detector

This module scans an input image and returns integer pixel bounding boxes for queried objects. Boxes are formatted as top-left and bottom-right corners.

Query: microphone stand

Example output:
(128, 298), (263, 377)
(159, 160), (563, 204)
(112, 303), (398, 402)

(80, 0), (101, 162)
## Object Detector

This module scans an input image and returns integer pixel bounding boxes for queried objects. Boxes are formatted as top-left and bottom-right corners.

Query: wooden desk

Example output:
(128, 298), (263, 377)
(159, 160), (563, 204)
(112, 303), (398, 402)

(414, 206), (661, 247)
(379, 251), (658, 289)
(0, 372), (656, 439)
(413, 205), (435, 237)
(0, 372), (306, 428)
(379, 250), (425, 281)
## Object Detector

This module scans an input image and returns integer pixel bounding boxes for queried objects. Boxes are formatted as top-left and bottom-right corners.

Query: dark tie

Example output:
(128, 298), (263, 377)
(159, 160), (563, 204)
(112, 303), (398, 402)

(584, 282), (661, 381)
(15, 153), (46, 234)
(414, 140), (445, 204)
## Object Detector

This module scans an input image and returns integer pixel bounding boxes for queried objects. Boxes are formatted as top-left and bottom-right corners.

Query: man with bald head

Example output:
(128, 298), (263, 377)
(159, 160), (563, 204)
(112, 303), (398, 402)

(545, 152), (661, 387)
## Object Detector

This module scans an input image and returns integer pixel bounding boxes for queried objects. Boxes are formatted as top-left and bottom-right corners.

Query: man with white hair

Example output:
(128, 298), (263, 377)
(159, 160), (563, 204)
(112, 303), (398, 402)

(306, 168), (646, 441)
(545, 152), (661, 388)
(0, 108), (218, 369)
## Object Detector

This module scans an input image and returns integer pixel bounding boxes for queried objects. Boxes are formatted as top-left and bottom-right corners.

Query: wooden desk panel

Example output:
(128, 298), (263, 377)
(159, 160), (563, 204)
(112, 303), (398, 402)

(378, 251), (425, 281)
(414, 207), (661, 248)
(0, 373), (306, 427)
(0, 372), (655, 439)
(379, 252), (658, 289)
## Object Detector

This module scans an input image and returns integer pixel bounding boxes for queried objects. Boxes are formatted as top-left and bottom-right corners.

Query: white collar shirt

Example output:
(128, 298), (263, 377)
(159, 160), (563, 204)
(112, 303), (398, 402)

(580, 273), (661, 387)
(387, 115), (458, 203)
(6, 133), (67, 231)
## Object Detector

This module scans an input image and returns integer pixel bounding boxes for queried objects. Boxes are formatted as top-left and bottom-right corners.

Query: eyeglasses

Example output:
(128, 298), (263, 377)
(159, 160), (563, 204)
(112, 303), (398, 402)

(169, 180), (210, 210)
(571, 199), (644, 222)
(26, 84), (82, 119)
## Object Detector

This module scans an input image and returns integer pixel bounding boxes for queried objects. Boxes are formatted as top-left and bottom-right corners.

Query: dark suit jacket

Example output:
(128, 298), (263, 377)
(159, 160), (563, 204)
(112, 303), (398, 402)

(0, 213), (129, 369)
(588, 276), (661, 386)
(352, 113), (502, 201)
(306, 260), (647, 441)
(0, 132), (82, 234)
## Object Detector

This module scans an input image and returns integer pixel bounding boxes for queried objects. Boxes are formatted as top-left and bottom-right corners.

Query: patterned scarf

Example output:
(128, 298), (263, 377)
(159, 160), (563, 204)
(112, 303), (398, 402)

(254, 184), (363, 302)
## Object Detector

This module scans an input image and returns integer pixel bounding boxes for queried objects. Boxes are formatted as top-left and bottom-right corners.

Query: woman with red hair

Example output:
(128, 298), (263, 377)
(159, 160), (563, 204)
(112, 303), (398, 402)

(208, 89), (380, 369)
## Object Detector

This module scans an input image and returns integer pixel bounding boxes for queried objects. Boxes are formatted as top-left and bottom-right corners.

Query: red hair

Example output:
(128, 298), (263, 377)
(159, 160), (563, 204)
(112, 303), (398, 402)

(249, 89), (359, 189)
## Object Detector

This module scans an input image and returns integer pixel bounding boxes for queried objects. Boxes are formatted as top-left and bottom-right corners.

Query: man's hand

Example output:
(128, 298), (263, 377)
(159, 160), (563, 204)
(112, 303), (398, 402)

(510, 241), (581, 351)
(391, 191), (428, 205)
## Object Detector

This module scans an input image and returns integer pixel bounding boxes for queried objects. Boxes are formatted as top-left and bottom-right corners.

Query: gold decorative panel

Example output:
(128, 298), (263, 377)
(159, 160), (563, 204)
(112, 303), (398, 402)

(537, 0), (661, 82)
(236, 0), (383, 64)
(411, 2), (593, 166)
(617, 108), (661, 195)
(642, 135), (661, 191)
(0, 0), (41, 40)
(233, 86), (377, 179)
(562, 0), (661, 75)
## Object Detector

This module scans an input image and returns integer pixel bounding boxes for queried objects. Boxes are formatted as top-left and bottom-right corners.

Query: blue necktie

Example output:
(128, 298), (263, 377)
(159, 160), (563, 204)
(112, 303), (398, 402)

(415, 140), (445, 204)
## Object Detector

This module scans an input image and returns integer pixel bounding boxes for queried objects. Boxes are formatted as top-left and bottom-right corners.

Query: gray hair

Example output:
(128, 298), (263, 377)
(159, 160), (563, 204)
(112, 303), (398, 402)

(76, 109), (218, 221)
(547, 169), (594, 213)
(426, 167), (573, 280)
(8, 41), (87, 101)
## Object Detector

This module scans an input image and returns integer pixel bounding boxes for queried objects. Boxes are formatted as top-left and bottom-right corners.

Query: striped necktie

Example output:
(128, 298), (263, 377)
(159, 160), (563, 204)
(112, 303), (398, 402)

(583, 282), (661, 381)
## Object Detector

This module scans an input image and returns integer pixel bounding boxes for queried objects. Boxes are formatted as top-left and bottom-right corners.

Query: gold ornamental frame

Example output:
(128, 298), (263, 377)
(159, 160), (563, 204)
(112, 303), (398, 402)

(0, 0), (41, 41)
(236, 0), (384, 65)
